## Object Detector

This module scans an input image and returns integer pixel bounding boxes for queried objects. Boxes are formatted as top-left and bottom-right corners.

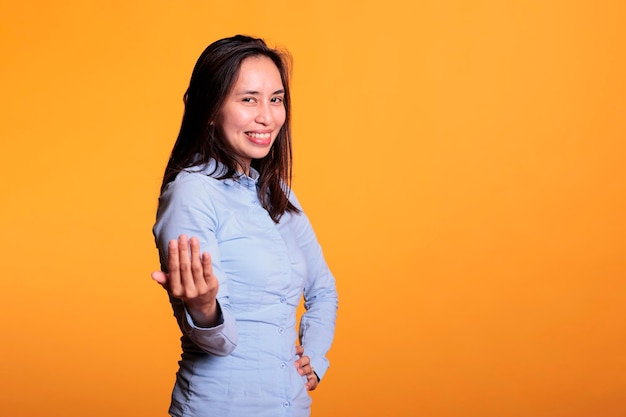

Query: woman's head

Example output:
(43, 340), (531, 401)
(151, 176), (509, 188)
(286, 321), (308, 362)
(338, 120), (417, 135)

(162, 35), (298, 222)
(215, 55), (286, 174)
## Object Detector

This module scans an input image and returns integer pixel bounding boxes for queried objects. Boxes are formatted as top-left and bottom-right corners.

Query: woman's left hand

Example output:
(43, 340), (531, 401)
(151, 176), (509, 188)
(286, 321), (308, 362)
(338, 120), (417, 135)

(295, 345), (319, 391)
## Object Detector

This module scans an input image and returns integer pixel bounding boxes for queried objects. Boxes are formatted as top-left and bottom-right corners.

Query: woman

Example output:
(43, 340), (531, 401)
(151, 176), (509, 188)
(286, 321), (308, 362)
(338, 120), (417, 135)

(151, 35), (338, 417)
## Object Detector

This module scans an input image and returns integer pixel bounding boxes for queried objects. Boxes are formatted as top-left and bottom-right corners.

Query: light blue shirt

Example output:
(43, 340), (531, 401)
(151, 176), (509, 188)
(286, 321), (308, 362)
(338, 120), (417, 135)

(153, 161), (338, 417)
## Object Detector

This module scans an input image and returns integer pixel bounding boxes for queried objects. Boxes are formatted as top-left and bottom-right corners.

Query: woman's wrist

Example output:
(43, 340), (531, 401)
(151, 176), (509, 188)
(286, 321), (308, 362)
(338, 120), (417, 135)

(187, 299), (219, 328)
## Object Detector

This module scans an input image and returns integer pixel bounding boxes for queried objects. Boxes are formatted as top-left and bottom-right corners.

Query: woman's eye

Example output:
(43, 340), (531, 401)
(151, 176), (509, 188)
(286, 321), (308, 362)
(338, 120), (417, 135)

(271, 96), (284, 103)
(242, 97), (255, 103)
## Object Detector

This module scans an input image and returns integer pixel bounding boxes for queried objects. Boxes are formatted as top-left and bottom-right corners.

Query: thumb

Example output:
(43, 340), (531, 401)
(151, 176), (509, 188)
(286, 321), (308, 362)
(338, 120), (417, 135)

(151, 271), (168, 286)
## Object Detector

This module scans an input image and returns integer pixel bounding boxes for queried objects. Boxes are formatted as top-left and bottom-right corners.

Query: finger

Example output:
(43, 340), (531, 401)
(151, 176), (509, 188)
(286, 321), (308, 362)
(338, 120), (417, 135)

(295, 358), (311, 375)
(299, 365), (311, 376)
(295, 345), (304, 357)
(177, 234), (195, 296)
(306, 373), (318, 391)
(296, 355), (310, 369)
(201, 251), (215, 285)
(201, 252), (219, 298)
(189, 237), (205, 290)
(167, 239), (182, 294)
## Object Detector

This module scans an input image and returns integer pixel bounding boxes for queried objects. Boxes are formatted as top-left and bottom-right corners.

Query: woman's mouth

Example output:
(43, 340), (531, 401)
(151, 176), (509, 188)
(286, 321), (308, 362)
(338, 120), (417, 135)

(246, 131), (272, 145)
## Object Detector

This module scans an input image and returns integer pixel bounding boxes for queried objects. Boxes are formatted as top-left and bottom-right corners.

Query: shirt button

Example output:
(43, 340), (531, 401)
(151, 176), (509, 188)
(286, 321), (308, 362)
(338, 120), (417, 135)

(283, 401), (290, 408)
(280, 362), (287, 369)
(278, 327), (285, 334)
(279, 297), (286, 303)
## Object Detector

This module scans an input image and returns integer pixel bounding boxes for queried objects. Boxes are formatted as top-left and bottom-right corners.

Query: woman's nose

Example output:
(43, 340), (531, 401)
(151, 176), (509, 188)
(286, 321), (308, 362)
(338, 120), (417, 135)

(255, 102), (273, 125)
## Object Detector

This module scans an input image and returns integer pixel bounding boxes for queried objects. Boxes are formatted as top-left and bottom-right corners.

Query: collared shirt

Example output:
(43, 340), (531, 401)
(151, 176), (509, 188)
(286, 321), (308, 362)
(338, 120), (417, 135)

(153, 161), (338, 417)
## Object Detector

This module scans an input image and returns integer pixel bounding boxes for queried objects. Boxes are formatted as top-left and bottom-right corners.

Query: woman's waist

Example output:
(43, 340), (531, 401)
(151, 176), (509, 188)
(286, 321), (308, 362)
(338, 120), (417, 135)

(181, 327), (298, 359)
(179, 346), (301, 373)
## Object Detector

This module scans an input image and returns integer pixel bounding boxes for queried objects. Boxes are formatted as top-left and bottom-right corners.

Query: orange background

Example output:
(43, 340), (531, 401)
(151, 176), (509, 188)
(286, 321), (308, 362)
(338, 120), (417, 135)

(1, 1), (625, 416)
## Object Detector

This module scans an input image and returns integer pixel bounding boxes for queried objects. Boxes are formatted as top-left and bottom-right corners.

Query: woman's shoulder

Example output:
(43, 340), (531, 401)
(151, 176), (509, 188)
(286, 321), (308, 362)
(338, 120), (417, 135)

(162, 170), (216, 199)
(167, 160), (227, 189)
(159, 164), (230, 208)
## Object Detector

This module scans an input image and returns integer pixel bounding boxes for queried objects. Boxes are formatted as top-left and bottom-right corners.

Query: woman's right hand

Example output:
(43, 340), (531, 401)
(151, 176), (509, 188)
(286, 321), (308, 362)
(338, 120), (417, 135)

(151, 234), (220, 327)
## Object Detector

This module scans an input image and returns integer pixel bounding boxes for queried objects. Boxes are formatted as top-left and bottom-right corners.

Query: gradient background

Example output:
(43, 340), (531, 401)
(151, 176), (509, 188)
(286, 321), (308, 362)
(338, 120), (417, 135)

(1, 1), (625, 416)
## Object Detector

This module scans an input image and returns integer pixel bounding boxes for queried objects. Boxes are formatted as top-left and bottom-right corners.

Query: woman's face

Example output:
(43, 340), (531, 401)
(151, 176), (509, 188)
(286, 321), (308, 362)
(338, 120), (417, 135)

(216, 56), (286, 174)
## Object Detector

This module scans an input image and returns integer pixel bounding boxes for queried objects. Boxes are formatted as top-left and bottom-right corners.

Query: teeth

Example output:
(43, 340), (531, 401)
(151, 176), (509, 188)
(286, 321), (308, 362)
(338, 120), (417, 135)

(248, 132), (270, 139)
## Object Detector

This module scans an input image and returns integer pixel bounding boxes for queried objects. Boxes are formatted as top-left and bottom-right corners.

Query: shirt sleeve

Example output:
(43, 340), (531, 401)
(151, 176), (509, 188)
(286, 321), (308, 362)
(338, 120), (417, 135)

(289, 193), (339, 381)
(153, 172), (238, 356)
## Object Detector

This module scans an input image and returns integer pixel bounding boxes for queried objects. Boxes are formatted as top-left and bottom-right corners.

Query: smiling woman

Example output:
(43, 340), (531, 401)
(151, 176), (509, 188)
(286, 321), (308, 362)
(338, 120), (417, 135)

(215, 56), (287, 172)
(150, 35), (338, 417)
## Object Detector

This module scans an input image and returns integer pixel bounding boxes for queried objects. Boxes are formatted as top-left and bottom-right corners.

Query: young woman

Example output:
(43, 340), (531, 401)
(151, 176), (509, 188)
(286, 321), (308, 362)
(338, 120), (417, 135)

(151, 35), (338, 417)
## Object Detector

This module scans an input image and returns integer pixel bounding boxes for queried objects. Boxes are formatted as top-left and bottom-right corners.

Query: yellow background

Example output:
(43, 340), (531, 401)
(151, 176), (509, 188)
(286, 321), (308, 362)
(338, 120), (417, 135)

(1, 1), (625, 416)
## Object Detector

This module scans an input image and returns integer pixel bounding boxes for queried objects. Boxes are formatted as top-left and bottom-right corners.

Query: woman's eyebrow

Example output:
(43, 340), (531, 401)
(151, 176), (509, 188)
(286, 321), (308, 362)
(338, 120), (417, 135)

(235, 89), (285, 95)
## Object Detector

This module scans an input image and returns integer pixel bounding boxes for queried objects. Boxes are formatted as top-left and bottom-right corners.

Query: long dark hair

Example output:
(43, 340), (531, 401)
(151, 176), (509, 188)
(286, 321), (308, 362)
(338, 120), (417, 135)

(160, 35), (299, 222)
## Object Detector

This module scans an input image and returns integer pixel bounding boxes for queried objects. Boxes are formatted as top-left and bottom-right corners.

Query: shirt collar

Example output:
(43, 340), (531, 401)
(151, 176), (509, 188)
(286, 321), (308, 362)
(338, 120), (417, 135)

(233, 166), (259, 189)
